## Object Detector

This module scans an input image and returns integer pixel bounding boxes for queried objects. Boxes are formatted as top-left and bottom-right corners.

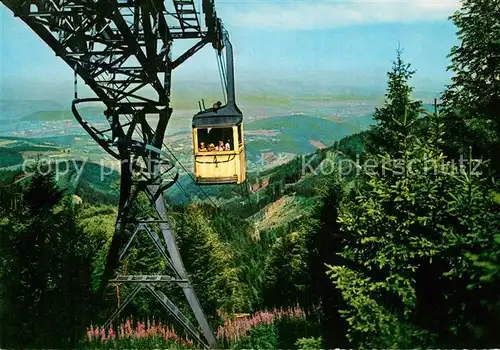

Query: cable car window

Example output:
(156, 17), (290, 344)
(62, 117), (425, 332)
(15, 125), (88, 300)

(197, 127), (234, 152)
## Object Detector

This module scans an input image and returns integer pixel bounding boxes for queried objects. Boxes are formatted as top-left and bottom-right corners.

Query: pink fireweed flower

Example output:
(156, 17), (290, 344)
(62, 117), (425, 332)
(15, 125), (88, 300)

(216, 307), (306, 342)
(99, 327), (106, 341)
(134, 321), (146, 338)
(108, 325), (116, 340)
(93, 327), (100, 339)
(85, 319), (195, 346)
(125, 318), (132, 337)
(118, 324), (125, 338)
(87, 325), (94, 341)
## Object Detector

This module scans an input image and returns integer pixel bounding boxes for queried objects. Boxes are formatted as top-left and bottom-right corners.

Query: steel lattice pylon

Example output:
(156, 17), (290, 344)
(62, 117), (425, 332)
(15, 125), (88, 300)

(1, 0), (224, 347)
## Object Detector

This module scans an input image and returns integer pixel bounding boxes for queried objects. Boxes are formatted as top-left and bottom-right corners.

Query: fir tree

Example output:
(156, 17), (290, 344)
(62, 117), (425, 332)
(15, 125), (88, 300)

(327, 54), (500, 348)
(366, 45), (423, 156)
(0, 163), (95, 348)
(441, 0), (500, 174)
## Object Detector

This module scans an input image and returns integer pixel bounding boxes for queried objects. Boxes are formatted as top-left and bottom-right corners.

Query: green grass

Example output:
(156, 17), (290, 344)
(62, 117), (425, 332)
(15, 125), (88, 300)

(249, 194), (319, 231)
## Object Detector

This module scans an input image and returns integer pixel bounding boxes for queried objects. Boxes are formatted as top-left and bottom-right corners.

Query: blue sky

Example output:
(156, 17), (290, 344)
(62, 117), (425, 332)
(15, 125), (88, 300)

(0, 0), (461, 101)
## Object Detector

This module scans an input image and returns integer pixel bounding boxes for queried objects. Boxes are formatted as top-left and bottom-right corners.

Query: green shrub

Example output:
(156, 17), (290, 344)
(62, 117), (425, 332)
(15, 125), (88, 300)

(275, 316), (317, 349)
(231, 324), (277, 350)
(295, 336), (323, 350)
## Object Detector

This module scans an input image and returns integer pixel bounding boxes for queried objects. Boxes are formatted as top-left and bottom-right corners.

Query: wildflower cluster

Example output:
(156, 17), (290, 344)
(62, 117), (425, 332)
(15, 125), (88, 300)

(84, 318), (194, 348)
(217, 306), (306, 342)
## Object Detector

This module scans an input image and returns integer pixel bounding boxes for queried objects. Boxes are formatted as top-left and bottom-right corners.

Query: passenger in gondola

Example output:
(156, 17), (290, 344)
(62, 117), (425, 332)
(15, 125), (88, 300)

(208, 143), (216, 151)
(218, 140), (225, 151)
(225, 140), (231, 151)
(199, 142), (207, 152)
(212, 101), (222, 112)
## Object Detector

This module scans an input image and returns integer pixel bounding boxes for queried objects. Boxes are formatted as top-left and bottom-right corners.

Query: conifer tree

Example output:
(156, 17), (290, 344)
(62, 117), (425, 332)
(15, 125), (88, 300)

(0, 164), (95, 348)
(441, 0), (500, 174)
(328, 103), (441, 348)
(366, 46), (423, 156)
(326, 52), (500, 348)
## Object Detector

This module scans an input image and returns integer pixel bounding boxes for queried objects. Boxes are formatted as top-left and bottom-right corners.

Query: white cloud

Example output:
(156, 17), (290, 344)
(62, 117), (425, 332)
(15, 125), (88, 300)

(219, 0), (461, 30)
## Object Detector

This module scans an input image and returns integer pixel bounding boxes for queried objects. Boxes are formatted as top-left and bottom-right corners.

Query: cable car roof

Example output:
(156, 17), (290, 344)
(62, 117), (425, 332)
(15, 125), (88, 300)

(192, 106), (243, 128)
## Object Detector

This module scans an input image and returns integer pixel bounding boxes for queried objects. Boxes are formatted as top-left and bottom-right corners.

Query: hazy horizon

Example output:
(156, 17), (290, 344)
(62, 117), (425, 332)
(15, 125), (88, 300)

(1, 0), (461, 104)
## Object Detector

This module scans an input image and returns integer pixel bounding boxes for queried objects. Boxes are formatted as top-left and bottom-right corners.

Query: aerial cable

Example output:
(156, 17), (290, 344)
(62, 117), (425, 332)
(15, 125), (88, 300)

(215, 50), (227, 104)
(162, 142), (218, 208)
(111, 101), (192, 203)
(220, 46), (227, 89)
(161, 143), (219, 208)
(220, 55), (228, 98)
(102, 71), (218, 208)
(129, 113), (216, 208)
(172, 177), (193, 202)
(121, 113), (193, 203)
(121, 108), (217, 208)
(77, 77), (196, 216)
(220, 29), (229, 91)
(218, 51), (227, 90)
(215, 52), (227, 103)
(74, 63), (78, 99)
(219, 51), (228, 96)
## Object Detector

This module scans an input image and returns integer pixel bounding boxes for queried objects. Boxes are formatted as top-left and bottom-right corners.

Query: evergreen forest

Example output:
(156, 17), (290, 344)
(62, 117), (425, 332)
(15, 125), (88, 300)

(1, 1), (499, 348)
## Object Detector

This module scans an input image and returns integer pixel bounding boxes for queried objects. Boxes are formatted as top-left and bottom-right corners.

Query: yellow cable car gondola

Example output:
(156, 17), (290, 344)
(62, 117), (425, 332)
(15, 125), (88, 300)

(192, 22), (246, 185)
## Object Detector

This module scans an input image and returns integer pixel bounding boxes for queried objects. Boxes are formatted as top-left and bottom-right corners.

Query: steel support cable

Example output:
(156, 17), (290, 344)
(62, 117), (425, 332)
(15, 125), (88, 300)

(215, 49), (227, 104)
(96, 72), (186, 202)
(120, 113), (193, 202)
(126, 118), (222, 254)
(71, 101), (215, 207)
(119, 108), (214, 207)
(73, 68), (190, 202)
(219, 29), (229, 93)
(160, 142), (219, 208)
(120, 108), (219, 207)
(220, 53), (228, 98)
(124, 112), (217, 207)
(108, 89), (216, 207)
(70, 36), (220, 209)
(220, 45), (227, 92)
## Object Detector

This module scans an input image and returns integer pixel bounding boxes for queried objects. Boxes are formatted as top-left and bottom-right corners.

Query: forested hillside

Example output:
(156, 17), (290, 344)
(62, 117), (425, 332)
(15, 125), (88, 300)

(1, 1), (500, 348)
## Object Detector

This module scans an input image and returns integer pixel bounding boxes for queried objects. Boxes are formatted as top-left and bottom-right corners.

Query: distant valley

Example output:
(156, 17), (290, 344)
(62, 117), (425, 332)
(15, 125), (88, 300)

(0, 92), (379, 170)
(0, 92), (438, 206)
